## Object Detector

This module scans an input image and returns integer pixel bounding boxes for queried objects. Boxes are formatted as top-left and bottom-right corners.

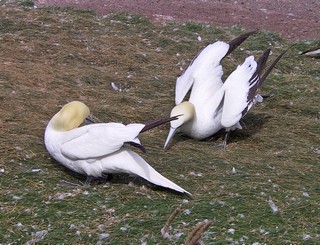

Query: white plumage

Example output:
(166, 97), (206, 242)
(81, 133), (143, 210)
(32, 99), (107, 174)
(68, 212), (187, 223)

(221, 55), (258, 130)
(45, 101), (190, 195)
(164, 32), (289, 148)
(300, 45), (320, 57)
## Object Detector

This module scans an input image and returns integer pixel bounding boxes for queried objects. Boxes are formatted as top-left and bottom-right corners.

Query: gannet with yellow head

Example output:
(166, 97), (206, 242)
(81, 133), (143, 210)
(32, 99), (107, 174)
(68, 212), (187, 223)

(45, 101), (190, 195)
(164, 31), (256, 148)
(164, 31), (290, 148)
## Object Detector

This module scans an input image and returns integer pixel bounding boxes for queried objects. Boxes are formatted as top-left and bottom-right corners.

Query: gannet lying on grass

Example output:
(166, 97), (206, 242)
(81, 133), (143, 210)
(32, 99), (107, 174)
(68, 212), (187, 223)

(44, 101), (190, 195)
(164, 31), (289, 148)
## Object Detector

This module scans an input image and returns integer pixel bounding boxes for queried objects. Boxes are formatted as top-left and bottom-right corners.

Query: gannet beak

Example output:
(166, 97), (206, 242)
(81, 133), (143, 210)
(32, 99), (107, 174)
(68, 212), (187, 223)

(164, 127), (178, 149)
(83, 114), (96, 125)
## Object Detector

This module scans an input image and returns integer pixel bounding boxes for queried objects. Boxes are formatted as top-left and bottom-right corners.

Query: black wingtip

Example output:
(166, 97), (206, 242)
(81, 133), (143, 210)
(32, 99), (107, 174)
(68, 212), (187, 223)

(260, 44), (294, 84)
(140, 116), (179, 134)
(246, 49), (271, 101)
(126, 141), (147, 153)
(226, 30), (258, 56)
(254, 49), (271, 81)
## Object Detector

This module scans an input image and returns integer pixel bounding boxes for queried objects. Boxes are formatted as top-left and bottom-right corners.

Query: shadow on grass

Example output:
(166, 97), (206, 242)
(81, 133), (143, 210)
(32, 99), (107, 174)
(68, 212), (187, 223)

(50, 158), (189, 196)
(165, 112), (272, 148)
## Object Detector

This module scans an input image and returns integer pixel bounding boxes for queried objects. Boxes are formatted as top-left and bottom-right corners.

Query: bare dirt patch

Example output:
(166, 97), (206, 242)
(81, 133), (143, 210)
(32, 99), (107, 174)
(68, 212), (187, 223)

(36, 0), (320, 41)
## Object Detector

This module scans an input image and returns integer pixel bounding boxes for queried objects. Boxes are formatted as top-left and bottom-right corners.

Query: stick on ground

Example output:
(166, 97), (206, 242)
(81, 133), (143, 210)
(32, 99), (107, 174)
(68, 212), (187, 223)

(185, 219), (212, 245)
(161, 207), (182, 238)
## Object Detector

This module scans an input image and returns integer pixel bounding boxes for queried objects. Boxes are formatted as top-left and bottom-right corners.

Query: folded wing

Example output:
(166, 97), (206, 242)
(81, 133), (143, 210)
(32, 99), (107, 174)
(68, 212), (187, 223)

(61, 123), (145, 160)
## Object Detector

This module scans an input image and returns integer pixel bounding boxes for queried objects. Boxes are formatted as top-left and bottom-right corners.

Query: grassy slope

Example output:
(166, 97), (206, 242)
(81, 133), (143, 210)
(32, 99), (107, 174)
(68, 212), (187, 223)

(0, 1), (319, 244)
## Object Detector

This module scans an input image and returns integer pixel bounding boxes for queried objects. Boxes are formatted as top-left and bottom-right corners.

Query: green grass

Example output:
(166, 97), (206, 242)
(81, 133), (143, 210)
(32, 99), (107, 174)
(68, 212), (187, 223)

(0, 1), (319, 244)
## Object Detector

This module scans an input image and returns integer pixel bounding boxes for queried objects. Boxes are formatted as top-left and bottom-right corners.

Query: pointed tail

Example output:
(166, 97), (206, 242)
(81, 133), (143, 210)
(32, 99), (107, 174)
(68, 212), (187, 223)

(111, 149), (191, 195)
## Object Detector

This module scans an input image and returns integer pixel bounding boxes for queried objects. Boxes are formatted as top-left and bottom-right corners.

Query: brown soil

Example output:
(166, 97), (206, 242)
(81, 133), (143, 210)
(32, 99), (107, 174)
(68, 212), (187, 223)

(35, 0), (319, 41)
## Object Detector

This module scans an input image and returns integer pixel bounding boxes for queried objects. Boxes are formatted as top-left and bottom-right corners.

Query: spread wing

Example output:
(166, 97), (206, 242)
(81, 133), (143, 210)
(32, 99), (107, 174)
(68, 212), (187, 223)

(175, 41), (229, 104)
(221, 47), (289, 129)
(221, 55), (258, 128)
(61, 123), (145, 160)
(175, 31), (256, 105)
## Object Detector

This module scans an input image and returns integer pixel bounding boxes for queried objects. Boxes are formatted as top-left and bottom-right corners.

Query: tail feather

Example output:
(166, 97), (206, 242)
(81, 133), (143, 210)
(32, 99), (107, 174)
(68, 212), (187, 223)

(104, 149), (191, 195)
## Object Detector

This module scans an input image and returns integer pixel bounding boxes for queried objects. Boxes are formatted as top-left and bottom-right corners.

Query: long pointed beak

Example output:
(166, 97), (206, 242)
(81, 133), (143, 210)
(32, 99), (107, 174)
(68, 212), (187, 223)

(164, 127), (178, 149)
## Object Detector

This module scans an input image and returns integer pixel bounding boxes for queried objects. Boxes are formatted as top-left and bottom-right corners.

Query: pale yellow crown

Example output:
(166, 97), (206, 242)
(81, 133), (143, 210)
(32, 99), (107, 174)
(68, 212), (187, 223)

(170, 101), (195, 128)
(52, 101), (90, 131)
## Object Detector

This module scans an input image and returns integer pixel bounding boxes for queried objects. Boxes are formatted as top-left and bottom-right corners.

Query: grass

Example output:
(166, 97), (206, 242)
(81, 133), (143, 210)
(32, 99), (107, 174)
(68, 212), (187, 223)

(0, 0), (319, 244)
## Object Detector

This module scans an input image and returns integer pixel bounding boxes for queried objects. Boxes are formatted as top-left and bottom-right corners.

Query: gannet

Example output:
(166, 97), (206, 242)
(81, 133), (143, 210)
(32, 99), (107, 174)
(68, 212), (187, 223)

(44, 101), (190, 195)
(300, 45), (320, 58)
(164, 32), (289, 148)
(164, 31), (256, 148)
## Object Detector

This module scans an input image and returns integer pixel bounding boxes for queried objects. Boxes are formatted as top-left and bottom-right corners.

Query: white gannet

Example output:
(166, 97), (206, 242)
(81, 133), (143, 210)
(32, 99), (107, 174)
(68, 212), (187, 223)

(44, 101), (190, 195)
(164, 32), (289, 148)
(300, 45), (320, 58)
(164, 31), (256, 148)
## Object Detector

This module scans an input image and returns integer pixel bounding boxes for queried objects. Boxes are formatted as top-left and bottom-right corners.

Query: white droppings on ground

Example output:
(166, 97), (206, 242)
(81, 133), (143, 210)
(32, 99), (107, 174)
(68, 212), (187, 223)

(30, 168), (41, 173)
(183, 209), (191, 215)
(268, 197), (279, 213)
(26, 230), (48, 245)
(302, 192), (310, 197)
(238, 213), (245, 218)
(98, 233), (110, 240)
(14, 222), (24, 229)
(15, 146), (23, 151)
(303, 234), (312, 240)
(189, 171), (203, 177)
(12, 195), (23, 201)
(69, 224), (77, 230)
(120, 226), (128, 232)
(110, 82), (130, 92)
(181, 199), (189, 205)
(174, 232), (184, 240)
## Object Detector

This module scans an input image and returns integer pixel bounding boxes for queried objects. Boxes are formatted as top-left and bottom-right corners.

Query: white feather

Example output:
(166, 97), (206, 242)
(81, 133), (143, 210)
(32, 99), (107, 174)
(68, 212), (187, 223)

(221, 56), (257, 128)
(175, 41), (229, 105)
(60, 123), (144, 160)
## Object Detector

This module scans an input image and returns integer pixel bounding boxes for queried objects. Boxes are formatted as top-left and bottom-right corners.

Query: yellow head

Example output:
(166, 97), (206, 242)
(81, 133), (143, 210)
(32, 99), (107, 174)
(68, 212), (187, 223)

(51, 101), (91, 131)
(169, 101), (195, 128)
(164, 101), (195, 149)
